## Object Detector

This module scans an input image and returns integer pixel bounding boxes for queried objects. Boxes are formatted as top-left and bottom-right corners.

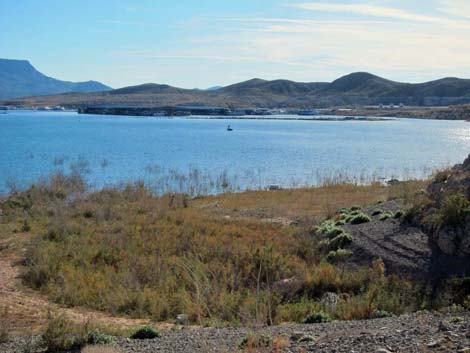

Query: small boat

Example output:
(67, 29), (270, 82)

(227, 125), (233, 131)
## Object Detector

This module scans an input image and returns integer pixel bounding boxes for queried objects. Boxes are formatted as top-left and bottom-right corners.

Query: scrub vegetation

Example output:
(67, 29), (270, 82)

(1, 165), (465, 335)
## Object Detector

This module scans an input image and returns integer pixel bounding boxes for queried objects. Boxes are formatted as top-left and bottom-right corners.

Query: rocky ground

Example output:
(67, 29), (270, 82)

(343, 199), (432, 279)
(1, 311), (469, 353)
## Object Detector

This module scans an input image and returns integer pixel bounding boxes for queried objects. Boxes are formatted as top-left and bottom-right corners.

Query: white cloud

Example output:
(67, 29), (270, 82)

(285, 2), (443, 23)
(438, 0), (470, 19)
(104, 2), (470, 86)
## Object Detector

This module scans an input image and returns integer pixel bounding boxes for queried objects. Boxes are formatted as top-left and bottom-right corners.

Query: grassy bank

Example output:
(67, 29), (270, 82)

(0, 169), (438, 330)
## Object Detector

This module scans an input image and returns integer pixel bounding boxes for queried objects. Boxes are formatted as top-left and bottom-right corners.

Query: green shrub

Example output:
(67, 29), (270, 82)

(325, 226), (344, 239)
(315, 220), (346, 238)
(238, 333), (272, 349)
(298, 335), (315, 342)
(402, 195), (434, 225)
(380, 213), (393, 221)
(41, 312), (87, 352)
(86, 330), (115, 345)
(130, 326), (161, 340)
(326, 249), (352, 262)
(349, 213), (371, 225)
(302, 311), (331, 324)
(328, 233), (353, 251)
(371, 209), (383, 216)
(371, 310), (393, 319)
(393, 210), (404, 219)
(275, 299), (321, 323)
(439, 194), (470, 229)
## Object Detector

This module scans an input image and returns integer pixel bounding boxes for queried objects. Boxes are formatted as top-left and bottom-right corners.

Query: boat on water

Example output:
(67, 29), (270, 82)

(0, 106), (7, 114)
(227, 125), (233, 131)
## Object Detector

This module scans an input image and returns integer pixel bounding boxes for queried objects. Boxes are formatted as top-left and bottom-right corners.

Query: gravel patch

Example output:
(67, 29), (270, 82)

(2, 311), (468, 353)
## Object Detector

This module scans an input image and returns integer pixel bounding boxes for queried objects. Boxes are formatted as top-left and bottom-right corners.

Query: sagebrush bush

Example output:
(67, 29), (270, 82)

(130, 326), (160, 340)
(315, 220), (344, 238)
(87, 330), (115, 345)
(239, 333), (272, 349)
(438, 193), (469, 229)
(326, 249), (352, 263)
(349, 213), (371, 225)
(371, 209), (383, 216)
(41, 312), (87, 352)
(393, 210), (404, 219)
(275, 299), (321, 323)
(302, 311), (331, 324)
(328, 233), (353, 251)
(380, 212), (393, 221)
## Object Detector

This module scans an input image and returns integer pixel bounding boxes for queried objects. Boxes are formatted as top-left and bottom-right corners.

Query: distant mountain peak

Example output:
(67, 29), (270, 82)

(0, 58), (111, 100)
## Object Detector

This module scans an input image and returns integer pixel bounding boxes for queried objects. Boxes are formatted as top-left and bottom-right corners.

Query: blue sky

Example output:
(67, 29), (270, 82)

(1, 0), (470, 88)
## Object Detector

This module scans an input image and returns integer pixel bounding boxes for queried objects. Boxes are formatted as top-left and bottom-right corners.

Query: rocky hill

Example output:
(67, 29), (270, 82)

(0, 59), (111, 100)
(4, 72), (470, 108)
(423, 154), (470, 260)
(336, 154), (470, 281)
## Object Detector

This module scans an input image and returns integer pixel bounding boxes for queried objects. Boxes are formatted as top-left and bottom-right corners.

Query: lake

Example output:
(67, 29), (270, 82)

(0, 110), (469, 194)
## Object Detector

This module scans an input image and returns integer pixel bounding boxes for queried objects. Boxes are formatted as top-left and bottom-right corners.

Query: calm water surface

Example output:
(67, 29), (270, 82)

(0, 110), (469, 193)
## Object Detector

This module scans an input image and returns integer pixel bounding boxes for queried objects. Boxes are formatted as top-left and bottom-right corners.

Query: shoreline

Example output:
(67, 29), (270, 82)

(184, 115), (393, 122)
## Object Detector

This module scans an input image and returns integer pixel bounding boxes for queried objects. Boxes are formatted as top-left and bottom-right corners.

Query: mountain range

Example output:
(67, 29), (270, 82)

(2, 60), (470, 108)
(0, 59), (111, 100)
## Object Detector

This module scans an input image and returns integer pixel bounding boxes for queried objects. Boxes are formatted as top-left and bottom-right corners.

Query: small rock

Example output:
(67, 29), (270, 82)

(458, 348), (470, 353)
(427, 340), (442, 348)
(439, 320), (450, 331)
(298, 335), (315, 343)
(176, 314), (189, 325)
(376, 349), (393, 353)
(290, 332), (304, 341)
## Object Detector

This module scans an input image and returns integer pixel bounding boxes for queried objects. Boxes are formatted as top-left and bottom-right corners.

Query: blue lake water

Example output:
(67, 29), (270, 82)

(0, 110), (469, 194)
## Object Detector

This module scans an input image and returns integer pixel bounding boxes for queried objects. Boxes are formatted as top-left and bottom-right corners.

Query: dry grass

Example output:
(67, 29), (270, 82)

(194, 181), (427, 223)
(0, 172), (429, 331)
(239, 334), (290, 353)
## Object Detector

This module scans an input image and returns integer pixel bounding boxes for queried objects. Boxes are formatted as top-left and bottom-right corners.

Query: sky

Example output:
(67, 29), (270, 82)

(1, 0), (470, 89)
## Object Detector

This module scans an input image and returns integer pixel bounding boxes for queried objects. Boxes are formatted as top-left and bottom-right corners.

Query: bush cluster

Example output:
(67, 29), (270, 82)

(130, 326), (161, 340)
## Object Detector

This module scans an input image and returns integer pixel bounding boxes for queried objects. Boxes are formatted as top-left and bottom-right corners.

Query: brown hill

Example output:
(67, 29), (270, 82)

(4, 72), (470, 108)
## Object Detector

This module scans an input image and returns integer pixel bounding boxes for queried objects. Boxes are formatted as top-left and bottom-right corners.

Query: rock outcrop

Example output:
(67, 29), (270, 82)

(424, 154), (470, 258)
